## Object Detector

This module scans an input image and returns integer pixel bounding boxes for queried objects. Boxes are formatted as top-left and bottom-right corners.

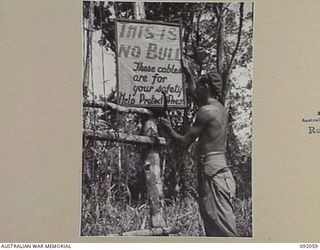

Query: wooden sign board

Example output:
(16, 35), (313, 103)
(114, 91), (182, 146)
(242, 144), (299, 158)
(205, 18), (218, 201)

(115, 19), (186, 108)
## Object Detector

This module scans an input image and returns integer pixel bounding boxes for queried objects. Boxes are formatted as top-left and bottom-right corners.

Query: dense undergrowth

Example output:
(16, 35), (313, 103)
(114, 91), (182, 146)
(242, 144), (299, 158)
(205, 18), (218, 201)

(81, 191), (252, 237)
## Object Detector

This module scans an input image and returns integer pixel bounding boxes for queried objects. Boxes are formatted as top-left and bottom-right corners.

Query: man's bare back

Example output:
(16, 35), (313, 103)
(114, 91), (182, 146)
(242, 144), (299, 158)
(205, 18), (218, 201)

(196, 100), (227, 156)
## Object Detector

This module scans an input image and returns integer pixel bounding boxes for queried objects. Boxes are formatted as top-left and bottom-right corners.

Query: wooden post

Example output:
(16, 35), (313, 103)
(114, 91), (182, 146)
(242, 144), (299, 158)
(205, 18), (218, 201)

(132, 1), (166, 228)
(142, 118), (166, 227)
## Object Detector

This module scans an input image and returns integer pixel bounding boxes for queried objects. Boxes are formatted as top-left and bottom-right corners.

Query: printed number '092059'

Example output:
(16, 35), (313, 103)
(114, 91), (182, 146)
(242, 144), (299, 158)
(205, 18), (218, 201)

(300, 244), (318, 248)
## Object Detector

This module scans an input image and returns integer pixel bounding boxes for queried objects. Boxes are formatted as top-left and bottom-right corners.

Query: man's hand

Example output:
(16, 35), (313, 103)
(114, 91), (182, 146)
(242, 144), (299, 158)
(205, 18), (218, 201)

(160, 117), (172, 130)
(159, 107), (207, 148)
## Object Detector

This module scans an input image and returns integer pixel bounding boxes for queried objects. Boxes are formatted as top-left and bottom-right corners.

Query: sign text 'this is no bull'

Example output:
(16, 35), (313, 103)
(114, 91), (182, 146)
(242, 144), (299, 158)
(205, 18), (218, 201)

(115, 19), (186, 108)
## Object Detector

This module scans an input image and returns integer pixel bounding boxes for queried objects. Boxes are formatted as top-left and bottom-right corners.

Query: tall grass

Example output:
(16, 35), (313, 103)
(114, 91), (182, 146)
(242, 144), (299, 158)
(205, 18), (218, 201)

(234, 197), (252, 237)
(81, 191), (252, 237)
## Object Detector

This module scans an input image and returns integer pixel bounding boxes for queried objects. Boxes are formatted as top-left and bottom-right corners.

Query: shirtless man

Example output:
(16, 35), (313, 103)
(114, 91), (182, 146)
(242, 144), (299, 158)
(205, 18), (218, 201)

(160, 65), (238, 237)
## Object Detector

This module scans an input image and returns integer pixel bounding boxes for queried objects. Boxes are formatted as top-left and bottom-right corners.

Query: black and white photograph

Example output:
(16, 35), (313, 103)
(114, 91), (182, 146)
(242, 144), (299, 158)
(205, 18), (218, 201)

(81, 1), (253, 237)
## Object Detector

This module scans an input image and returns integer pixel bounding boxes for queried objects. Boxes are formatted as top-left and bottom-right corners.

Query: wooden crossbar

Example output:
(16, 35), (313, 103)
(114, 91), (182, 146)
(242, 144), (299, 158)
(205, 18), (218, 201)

(84, 100), (153, 116)
(84, 129), (166, 146)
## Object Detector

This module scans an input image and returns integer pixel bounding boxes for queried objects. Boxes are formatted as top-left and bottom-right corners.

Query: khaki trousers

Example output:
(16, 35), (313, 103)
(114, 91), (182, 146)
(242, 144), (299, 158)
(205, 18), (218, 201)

(197, 153), (238, 237)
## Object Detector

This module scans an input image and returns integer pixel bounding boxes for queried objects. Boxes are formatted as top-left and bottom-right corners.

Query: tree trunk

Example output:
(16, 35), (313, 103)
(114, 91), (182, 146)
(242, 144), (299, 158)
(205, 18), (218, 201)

(133, 2), (146, 19)
(215, 3), (226, 76)
(216, 3), (244, 113)
(222, 3), (244, 112)
(83, 1), (94, 99)
(215, 3), (231, 110)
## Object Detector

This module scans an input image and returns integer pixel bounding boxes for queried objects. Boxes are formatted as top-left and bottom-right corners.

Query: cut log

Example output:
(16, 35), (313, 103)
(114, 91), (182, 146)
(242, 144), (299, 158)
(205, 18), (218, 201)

(84, 100), (153, 116)
(121, 227), (179, 236)
(84, 129), (166, 146)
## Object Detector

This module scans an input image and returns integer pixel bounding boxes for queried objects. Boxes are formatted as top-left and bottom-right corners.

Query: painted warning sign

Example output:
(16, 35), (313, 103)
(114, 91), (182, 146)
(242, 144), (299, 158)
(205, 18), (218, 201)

(115, 19), (186, 108)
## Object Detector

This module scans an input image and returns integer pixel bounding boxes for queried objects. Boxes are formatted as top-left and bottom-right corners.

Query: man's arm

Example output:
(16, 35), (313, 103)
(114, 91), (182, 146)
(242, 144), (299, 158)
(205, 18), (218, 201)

(160, 106), (211, 148)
